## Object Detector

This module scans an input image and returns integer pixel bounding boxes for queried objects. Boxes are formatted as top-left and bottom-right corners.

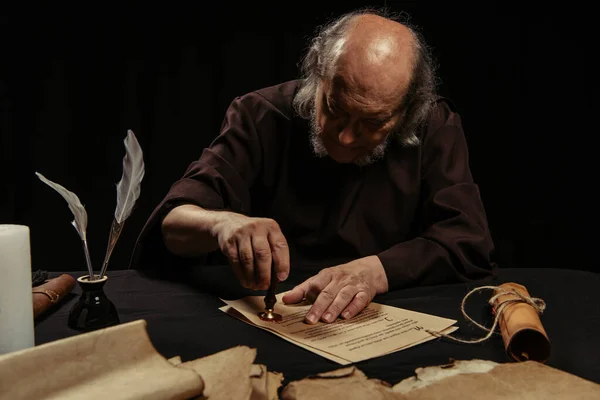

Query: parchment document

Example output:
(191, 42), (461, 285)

(220, 293), (458, 364)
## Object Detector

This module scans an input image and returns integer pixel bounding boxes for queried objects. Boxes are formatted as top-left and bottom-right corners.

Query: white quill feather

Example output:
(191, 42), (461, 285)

(99, 129), (145, 279)
(114, 130), (145, 223)
(35, 172), (95, 278)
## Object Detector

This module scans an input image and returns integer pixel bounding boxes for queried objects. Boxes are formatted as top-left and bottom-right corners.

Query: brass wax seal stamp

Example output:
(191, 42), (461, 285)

(258, 265), (282, 322)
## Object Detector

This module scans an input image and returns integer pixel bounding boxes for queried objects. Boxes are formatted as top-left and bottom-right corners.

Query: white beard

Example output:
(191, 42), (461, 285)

(308, 106), (389, 167)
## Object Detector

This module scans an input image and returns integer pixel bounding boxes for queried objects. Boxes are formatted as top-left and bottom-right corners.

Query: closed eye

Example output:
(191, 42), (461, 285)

(327, 105), (339, 116)
(364, 118), (389, 127)
(325, 100), (345, 118)
(328, 100), (340, 112)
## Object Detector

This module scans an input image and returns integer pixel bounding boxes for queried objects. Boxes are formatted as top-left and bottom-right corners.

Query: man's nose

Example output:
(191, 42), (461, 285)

(337, 123), (359, 146)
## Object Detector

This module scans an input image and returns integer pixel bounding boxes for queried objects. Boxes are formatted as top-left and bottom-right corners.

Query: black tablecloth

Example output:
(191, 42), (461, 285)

(35, 267), (600, 385)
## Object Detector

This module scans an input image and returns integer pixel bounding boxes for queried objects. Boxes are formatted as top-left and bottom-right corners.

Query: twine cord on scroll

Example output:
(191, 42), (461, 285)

(426, 285), (546, 344)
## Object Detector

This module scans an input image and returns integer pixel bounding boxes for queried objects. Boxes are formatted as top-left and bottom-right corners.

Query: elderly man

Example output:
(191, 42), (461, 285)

(134, 9), (497, 324)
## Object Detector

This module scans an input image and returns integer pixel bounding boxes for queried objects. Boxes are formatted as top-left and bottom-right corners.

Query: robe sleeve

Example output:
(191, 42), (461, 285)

(129, 96), (264, 269)
(376, 102), (497, 290)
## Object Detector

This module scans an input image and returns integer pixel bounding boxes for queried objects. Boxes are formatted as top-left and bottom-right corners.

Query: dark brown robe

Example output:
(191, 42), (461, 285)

(132, 80), (497, 289)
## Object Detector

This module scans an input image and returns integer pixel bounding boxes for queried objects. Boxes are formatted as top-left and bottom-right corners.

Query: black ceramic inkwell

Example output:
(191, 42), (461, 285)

(68, 275), (120, 331)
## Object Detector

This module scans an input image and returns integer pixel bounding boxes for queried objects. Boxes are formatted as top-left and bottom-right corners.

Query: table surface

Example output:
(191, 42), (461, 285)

(34, 266), (600, 385)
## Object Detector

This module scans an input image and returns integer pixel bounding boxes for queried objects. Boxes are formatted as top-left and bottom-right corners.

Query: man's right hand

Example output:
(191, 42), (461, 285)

(211, 212), (290, 290)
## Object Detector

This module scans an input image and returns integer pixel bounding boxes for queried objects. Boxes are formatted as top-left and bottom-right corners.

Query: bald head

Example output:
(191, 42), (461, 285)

(333, 14), (418, 109)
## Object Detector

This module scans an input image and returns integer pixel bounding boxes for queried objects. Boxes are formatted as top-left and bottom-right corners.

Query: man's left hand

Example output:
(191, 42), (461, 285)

(282, 255), (389, 324)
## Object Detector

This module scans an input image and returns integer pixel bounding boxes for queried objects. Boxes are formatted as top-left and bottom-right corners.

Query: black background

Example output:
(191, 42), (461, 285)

(1, 2), (596, 274)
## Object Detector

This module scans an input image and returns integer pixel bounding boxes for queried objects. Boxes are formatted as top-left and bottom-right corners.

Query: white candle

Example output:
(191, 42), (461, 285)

(0, 225), (35, 354)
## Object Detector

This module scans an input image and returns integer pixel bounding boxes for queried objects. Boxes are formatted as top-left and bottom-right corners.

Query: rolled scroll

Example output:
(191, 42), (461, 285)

(32, 274), (76, 319)
(493, 282), (551, 363)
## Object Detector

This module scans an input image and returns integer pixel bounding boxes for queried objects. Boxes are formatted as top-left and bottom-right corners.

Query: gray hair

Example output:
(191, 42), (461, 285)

(292, 8), (439, 147)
